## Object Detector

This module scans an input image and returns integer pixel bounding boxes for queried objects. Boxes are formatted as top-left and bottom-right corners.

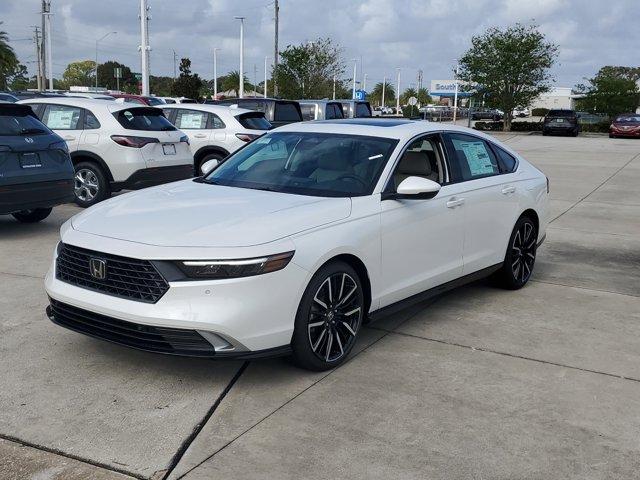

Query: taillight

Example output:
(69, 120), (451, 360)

(235, 133), (260, 142)
(110, 135), (159, 148)
(179, 135), (189, 145)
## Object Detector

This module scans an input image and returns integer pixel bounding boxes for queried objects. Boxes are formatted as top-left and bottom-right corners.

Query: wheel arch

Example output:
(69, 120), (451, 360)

(519, 208), (539, 233)
(193, 146), (230, 169)
(71, 151), (114, 182)
(313, 253), (372, 321)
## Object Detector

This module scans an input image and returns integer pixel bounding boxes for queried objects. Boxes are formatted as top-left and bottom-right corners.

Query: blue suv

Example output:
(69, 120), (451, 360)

(0, 104), (74, 222)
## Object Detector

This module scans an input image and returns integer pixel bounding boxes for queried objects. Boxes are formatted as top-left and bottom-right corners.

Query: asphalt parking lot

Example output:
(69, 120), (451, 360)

(1, 133), (639, 480)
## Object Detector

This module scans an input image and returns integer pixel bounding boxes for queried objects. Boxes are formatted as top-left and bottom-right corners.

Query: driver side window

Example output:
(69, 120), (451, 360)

(391, 135), (446, 189)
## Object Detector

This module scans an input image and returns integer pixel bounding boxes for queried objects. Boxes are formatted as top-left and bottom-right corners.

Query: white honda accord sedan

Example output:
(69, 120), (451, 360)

(45, 119), (549, 370)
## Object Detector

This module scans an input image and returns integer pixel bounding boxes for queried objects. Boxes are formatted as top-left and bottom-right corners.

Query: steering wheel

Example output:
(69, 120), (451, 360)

(335, 174), (367, 189)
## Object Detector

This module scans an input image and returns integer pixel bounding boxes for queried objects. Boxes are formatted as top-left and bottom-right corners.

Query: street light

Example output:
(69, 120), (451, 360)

(396, 68), (401, 113)
(453, 60), (459, 122)
(95, 31), (117, 89)
(352, 58), (357, 100)
(382, 76), (386, 108)
(264, 56), (269, 98)
(213, 48), (220, 98)
(235, 16), (245, 98)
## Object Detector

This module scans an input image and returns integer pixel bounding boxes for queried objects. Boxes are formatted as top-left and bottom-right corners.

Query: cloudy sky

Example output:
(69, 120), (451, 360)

(2, 0), (637, 90)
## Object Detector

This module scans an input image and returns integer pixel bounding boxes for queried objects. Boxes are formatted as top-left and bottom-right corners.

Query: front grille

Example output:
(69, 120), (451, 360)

(56, 243), (169, 303)
(48, 299), (216, 357)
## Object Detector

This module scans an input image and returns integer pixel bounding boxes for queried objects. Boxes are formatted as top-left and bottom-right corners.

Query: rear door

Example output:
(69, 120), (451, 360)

(40, 104), (83, 152)
(78, 108), (101, 149)
(442, 132), (520, 274)
(173, 108), (213, 155)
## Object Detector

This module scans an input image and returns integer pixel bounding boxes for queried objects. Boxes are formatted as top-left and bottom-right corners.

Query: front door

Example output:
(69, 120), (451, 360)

(379, 134), (465, 307)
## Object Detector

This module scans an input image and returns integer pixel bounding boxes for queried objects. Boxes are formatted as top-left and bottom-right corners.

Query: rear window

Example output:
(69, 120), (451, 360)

(300, 104), (316, 121)
(547, 110), (575, 118)
(237, 112), (271, 130)
(113, 108), (176, 131)
(145, 97), (165, 106)
(274, 102), (302, 122)
(492, 145), (517, 173)
(0, 108), (50, 136)
(355, 102), (372, 118)
(326, 103), (344, 119)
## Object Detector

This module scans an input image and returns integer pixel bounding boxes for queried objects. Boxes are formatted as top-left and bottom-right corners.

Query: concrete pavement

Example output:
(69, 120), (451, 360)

(0, 134), (638, 479)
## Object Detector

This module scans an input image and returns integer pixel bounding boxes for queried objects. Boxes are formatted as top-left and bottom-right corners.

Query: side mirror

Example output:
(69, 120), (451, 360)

(200, 158), (219, 176)
(383, 176), (441, 200)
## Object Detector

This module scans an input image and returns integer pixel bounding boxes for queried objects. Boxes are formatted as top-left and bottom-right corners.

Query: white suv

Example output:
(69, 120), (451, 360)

(18, 98), (193, 207)
(161, 104), (271, 174)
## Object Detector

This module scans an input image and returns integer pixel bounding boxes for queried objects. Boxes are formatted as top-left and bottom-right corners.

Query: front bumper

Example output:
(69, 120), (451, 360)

(45, 243), (309, 355)
(0, 179), (74, 215)
(610, 128), (640, 137)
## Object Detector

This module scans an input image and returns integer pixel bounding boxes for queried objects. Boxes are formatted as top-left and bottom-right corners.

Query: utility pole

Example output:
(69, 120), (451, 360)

(40, 0), (46, 90)
(253, 64), (257, 96)
(363, 73), (367, 92)
(139, 0), (150, 95)
(417, 69), (423, 91)
(381, 76), (386, 108)
(213, 48), (219, 98)
(235, 16), (245, 98)
(172, 50), (177, 80)
(264, 56), (268, 98)
(273, 0), (279, 97)
(332, 74), (336, 100)
(396, 68), (401, 113)
(34, 27), (42, 91)
(453, 62), (459, 122)
(352, 59), (357, 99)
(43, 0), (53, 90)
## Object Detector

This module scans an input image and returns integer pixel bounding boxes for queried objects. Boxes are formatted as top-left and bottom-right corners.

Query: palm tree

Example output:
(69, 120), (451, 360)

(400, 87), (418, 105)
(0, 23), (18, 89)
(221, 70), (252, 96)
(369, 81), (395, 106)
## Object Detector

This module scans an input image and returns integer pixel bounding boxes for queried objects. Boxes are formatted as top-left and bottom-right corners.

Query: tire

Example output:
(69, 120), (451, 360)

(496, 216), (538, 290)
(291, 261), (365, 371)
(12, 207), (52, 223)
(609, 133), (615, 139)
(73, 161), (110, 208)
(197, 152), (225, 175)
(542, 130), (548, 136)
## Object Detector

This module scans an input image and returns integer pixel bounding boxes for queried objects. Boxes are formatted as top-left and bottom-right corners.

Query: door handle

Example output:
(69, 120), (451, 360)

(194, 134), (207, 138)
(446, 197), (465, 208)
(63, 136), (75, 141)
(501, 186), (516, 194)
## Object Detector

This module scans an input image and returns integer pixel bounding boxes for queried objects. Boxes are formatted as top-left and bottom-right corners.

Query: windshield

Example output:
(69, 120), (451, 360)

(204, 132), (398, 197)
(547, 110), (575, 118)
(0, 110), (50, 136)
(615, 114), (640, 123)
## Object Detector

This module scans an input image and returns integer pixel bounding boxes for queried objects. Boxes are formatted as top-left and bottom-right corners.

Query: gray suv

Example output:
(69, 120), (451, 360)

(0, 104), (74, 222)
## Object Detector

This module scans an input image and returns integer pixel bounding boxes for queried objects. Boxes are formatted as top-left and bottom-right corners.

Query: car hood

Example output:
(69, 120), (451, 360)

(71, 180), (352, 248)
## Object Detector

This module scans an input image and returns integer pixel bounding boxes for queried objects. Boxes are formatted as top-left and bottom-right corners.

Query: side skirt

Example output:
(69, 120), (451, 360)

(368, 263), (502, 322)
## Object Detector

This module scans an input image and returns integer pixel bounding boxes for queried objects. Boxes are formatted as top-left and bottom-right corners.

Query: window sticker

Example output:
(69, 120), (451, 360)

(453, 139), (496, 176)
(47, 108), (78, 129)
(179, 112), (206, 129)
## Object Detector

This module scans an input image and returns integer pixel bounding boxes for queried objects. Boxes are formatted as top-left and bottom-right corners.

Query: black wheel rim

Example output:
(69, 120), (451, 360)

(511, 221), (536, 283)
(307, 272), (362, 363)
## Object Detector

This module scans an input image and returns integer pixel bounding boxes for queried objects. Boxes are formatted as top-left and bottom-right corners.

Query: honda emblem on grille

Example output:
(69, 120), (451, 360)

(89, 258), (107, 280)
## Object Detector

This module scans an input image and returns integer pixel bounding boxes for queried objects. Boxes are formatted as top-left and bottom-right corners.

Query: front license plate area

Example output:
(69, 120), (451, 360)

(20, 153), (42, 169)
(162, 144), (176, 155)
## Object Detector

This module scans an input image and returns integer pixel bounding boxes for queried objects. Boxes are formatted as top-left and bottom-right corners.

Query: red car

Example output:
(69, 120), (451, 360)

(109, 93), (165, 107)
(610, 113), (640, 138)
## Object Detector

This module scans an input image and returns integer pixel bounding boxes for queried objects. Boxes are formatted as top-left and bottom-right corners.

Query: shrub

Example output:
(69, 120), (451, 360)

(580, 121), (610, 133)
(531, 108), (549, 117)
(474, 121), (542, 132)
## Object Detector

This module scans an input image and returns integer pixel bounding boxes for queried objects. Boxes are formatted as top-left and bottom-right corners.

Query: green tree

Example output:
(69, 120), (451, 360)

(575, 66), (640, 118)
(97, 60), (136, 91)
(0, 25), (19, 89)
(417, 87), (431, 106)
(400, 87), (418, 105)
(171, 58), (203, 99)
(368, 81), (395, 106)
(150, 76), (174, 96)
(7, 63), (29, 91)
(62, 60), (97, 88)
(274, 37), (346, 99)
(458, 24), (558, 131)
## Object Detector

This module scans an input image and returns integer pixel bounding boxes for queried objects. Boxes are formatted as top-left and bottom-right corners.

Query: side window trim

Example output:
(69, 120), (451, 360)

(42, 103), (83, 130)
(381, 132), (451, 194)
(487, 141), (519, 174)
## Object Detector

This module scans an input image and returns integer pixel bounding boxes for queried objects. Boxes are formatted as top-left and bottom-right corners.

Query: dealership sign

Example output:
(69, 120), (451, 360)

(429, 79), (474, 98)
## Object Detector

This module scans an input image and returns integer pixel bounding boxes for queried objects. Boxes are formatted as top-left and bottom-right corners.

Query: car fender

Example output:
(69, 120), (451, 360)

(70, 150), (114, 182)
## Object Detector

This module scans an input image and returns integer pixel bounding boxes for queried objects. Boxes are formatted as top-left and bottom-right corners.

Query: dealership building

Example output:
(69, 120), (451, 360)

(429, 80), (576, 110)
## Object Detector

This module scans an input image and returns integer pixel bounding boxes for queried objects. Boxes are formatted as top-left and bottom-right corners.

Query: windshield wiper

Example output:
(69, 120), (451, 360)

(19, 128), (46, 135)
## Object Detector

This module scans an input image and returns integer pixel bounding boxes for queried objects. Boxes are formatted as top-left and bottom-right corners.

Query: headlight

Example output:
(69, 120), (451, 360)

(176, 251), (294, 279)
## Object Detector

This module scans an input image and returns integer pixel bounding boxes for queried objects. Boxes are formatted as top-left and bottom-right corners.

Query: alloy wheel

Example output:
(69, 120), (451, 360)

(511, 221), (536, 283)
(74, 168), (99, 202)
(307, 272), (362, 363)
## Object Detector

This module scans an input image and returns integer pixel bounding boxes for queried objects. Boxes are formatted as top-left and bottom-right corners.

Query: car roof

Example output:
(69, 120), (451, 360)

(298, 100), (341, 105)
(161, 103), (255, 116)
(273, 118), (493, 140)
(16, 97), (158, 113)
